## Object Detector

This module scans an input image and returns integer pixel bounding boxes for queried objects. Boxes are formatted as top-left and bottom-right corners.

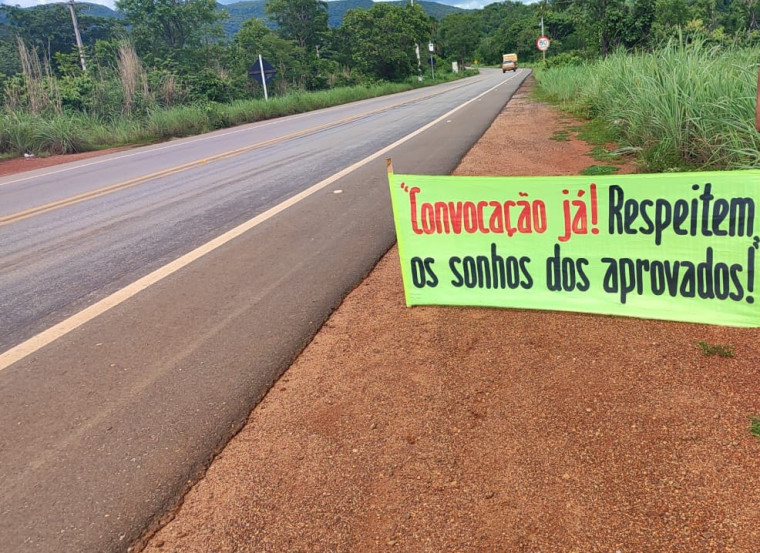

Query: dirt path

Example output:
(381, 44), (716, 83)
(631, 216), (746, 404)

(6, 79), (759, 553)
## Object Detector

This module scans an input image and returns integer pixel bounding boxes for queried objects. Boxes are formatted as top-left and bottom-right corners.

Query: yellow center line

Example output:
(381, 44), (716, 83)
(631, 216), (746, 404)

(0, 71), (518, 372)
(0, 81), (475, 228)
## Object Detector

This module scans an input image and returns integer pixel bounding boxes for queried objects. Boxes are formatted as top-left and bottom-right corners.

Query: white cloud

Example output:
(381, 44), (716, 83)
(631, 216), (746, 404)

(0, 0), (116, 8)
(451, 0), (492, 8)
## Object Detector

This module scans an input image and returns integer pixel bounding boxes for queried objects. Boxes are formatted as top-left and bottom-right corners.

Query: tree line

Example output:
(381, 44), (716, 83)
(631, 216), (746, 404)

(0, 0), (758, 117)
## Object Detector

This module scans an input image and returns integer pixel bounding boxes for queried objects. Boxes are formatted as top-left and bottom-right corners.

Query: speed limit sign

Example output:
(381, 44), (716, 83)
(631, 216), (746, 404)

(537, 36), (550, 51)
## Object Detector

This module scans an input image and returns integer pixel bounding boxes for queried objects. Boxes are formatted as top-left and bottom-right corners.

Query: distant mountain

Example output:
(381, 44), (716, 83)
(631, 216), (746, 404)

(0, 1), (462, 38)
(220, 0), (267, 35)
(219, 0), (469, 5)
(221, 0), (465, 36)
(79, 3), (124, 19)
(399, 0), (465, 20)
(0, 2), (122, 21)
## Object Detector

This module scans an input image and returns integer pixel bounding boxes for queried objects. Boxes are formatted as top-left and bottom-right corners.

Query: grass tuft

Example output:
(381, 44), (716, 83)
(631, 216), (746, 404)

(750, 416), (760, 440)
(580, 164), (618, 175)
(696, 341), (734, 357)
(590, 145), (620, 162)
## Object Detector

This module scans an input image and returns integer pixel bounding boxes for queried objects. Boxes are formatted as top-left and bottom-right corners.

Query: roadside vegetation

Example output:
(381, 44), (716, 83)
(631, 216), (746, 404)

(751, 416), (760, 440)
(0, 60), (469, 157)
(696, 340), (735, 357)
(1, 0), (760, 164)
(535, 40), (760, 172)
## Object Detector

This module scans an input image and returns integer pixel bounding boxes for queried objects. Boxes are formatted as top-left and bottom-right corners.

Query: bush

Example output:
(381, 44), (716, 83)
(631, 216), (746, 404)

(544, 51), (585, 69)
(182, 69), (236, 103)
(59, 75), (95, 112)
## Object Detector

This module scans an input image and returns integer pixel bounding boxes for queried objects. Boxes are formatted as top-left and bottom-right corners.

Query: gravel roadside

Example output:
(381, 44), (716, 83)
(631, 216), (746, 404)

(6, 77), (756, 553)
(137, 77), (760, 553)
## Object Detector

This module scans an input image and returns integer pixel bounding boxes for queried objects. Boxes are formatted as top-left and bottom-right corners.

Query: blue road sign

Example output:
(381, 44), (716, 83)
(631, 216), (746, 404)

(248, 58), (277, 86)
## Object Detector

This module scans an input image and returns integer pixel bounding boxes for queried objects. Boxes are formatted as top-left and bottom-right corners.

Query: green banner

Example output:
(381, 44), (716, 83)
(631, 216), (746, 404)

(388, 169), (760, 327)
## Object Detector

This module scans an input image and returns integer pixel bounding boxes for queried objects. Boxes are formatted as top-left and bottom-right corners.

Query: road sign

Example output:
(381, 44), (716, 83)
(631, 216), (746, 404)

(537, 36), (550, 52)
(248, 57), (277, 86)
(428, 42), (434, 52)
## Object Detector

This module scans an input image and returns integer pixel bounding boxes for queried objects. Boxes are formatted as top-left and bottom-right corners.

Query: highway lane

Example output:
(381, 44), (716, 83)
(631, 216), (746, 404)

(1, 69), (524, 354)
(0, 73), (498, 218)
(0, 68), (529, 552)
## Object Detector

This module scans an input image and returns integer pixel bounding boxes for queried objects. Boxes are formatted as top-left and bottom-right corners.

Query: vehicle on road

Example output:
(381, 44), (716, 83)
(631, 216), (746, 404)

(502, 53), (518, 73)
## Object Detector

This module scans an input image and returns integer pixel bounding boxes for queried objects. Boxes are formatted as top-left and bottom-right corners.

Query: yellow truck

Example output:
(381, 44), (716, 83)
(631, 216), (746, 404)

(502, 53), (518, 73)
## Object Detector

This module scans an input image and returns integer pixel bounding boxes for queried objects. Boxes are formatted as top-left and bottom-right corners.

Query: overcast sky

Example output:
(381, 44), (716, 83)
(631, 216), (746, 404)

(0, 0), (117, 7)
(0, 0), (536, 12)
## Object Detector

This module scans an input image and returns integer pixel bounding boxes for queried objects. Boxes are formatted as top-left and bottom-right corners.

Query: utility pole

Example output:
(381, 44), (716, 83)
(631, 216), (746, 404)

(67, 0), (87, 72)
(412, 0), (421, 80)
(541, 0), (546, 65)
(541, 16), (545, 64)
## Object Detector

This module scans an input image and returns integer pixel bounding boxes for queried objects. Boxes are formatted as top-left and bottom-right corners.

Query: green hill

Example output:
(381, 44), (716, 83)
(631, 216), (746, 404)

(0, 2), (123, 22)
(220, 0), (268, 35)
(0, 1), (463, 39)
(220, 0), (465, 37)
(79, 3), (124, 19)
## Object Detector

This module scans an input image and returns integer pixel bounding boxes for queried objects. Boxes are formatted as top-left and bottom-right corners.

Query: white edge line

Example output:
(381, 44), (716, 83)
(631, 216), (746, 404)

(0, 116), (301, 188)
(0, 72), (493, 188)
(0, 72), (519, 372)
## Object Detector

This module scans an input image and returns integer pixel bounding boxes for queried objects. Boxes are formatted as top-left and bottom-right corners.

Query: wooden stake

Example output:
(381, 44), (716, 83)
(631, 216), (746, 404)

(386, 158), (394, 175)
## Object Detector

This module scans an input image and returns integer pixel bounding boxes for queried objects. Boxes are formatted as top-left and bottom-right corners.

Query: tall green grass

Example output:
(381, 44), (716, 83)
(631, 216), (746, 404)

(0, 74), (469, 159)
(536, 40), (760, 171)
(0, 112), (93, 155)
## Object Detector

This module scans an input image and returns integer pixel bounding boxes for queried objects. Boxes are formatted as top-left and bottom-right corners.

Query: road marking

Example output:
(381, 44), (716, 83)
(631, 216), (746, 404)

(0, 78), (480, 189)
(0, 71), (521, 372)
(0, 82), (479, 228)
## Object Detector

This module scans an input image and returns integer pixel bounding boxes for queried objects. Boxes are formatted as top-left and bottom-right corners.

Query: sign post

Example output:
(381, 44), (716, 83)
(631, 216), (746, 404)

(248, 55), (277, 101)
(428, 42), (435, 80)
(258, 54), (268, 101)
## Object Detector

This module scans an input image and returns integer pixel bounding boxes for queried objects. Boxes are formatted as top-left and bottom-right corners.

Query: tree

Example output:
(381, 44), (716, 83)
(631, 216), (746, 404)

(0, 8), (21, 77)
(4, 4), (77, 62)
(437, 13), (481, 67)
(623, 0), (656, 49)
(651, 0), (691, 42)
(2, 3), (121, 73)
(337, 3), (430, 81)
(232, 18), (305, 93)
(477, 1), (533, 35)
(691, 0), (719, 31)
(265, 0), (328, 51)
(116, 0), (225, 58)
(733, 0), (760, 35)
(474, 2), (538, 65)
(569, 0), (626, 55)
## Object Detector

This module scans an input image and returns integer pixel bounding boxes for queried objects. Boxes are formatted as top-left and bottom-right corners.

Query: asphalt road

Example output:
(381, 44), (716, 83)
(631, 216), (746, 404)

(0, 68), (529, 552)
